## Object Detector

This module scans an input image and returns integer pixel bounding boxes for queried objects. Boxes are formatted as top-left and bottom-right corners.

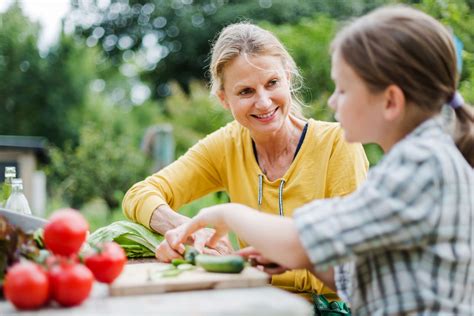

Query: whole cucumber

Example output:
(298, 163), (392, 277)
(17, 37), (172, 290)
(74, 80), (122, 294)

(196, 255), (245, 273)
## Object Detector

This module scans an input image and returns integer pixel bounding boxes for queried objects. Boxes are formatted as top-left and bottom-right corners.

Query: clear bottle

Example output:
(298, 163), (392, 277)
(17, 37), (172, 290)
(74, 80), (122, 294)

(1, 166), (16, 207)
(5, 178), (32, 215)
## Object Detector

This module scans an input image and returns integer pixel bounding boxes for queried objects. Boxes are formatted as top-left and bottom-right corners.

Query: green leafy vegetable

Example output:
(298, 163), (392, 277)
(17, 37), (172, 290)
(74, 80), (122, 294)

(0, 215), (41, 296)
(33, 228), (44, 249)
(88, 221), (164, 258)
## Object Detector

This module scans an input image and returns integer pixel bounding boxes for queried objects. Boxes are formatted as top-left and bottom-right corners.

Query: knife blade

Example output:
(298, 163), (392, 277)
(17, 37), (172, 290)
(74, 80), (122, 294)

(0, 207), (47, 232)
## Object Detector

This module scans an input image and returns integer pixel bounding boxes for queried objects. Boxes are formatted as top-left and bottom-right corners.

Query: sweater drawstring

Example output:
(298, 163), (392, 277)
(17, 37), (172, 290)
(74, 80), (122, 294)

(278, 179), (286, 216)
(257, 174), (286, 216)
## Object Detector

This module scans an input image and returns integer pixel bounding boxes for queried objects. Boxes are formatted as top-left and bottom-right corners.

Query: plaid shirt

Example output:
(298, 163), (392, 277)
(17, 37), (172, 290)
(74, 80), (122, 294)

(295, 117), (474, 315)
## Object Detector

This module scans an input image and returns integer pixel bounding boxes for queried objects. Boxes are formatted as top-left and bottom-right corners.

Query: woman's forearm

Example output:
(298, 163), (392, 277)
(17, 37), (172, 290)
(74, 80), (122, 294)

(150, 204), (190, 234)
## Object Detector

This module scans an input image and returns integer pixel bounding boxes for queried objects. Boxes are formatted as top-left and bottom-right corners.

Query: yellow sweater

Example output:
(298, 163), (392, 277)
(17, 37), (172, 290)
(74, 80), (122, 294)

(123, 119), (368, 298)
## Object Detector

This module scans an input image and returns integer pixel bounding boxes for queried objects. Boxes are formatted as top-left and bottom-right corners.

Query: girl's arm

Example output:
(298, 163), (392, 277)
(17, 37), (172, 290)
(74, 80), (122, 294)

(166, 203), (335, 289)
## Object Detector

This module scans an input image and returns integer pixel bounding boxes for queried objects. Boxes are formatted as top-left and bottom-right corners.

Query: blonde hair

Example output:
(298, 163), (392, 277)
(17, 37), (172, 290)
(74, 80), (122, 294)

(209, 22), (305, 118)
(331, 5), (474, 166)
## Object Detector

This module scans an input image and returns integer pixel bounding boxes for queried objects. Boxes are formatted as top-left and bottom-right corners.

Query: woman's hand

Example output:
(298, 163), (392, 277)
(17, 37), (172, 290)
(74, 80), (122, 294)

(155, 240), (183, 262)
(237, 247), (289, 275)
(156, 227), (233, 262)
(165, 205), (233, 254)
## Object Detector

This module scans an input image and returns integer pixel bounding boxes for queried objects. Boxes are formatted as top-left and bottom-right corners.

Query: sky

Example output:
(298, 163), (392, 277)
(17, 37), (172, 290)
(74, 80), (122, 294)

(0, 0), (71, 51)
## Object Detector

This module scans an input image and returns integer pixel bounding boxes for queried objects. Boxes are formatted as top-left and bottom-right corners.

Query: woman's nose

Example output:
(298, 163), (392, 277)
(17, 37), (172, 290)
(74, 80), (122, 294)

(255, 91), (272, 109)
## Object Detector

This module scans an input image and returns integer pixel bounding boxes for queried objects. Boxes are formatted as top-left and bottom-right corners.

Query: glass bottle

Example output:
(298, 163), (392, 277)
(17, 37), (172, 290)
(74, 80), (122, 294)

(1, 166), (16, 207)
(5, 178), (32, 215)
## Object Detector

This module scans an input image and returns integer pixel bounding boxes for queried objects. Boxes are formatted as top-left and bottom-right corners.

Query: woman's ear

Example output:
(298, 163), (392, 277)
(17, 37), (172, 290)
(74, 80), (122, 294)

(217, 90), (230, 109)
(285, 66), (292, 83)
(382, 85), (405, 122)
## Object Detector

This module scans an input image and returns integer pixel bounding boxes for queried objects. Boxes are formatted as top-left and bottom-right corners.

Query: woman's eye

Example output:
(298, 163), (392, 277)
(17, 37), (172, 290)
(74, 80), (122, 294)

(239, 88), (252, 96)
(268, 79), (279, 87)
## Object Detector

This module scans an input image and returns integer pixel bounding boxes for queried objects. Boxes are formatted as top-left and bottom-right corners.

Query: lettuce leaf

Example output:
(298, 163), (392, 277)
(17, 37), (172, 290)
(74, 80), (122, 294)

(88, 220), (163, 258)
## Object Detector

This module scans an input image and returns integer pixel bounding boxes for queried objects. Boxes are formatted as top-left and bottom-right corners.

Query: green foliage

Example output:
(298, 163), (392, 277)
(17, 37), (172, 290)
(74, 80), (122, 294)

(47, 98), (151, 210)
(161, 82), (232, 156)
(409, 0), (474, 104)
(178, 192), (229, 218)
(42, 36), (100, 146)
(70, 0), (390, 100)
(0, 4), (97, 147)
(0, 3), (45, 136)
(459, 51), (474, 103)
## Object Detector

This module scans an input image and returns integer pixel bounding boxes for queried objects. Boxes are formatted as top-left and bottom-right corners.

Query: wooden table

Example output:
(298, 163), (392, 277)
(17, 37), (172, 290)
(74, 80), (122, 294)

(0, 283), (313, 315)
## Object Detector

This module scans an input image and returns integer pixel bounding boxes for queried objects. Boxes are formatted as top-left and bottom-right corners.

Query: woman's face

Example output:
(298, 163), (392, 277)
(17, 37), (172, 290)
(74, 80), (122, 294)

(218, 54), (292, 136)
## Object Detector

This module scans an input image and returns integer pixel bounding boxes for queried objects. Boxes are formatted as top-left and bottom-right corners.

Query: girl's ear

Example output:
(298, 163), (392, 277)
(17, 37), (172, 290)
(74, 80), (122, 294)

(217, 90), (230, 109)
(383, 85), (405, 122)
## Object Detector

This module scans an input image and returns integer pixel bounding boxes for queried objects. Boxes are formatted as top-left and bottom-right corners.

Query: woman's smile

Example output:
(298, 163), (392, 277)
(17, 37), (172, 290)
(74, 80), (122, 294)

(251, 107), (279, 123)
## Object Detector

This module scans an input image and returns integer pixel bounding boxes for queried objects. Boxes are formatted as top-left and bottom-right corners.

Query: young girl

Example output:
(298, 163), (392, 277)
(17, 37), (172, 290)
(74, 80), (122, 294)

(166, 6), (474, 314)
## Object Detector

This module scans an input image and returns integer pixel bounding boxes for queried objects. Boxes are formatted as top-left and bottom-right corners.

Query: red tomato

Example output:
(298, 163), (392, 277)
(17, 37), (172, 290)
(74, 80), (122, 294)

(44, 208), (89, 256)
(48, 261), (94, 307)
(4, 262), (49, 310)
(44, 254), (59, 268)
(85, 242), (127, 283)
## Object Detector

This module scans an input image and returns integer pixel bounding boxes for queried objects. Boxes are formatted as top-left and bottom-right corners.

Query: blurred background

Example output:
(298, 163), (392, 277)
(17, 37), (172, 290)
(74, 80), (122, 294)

(1, 0), (473, 231)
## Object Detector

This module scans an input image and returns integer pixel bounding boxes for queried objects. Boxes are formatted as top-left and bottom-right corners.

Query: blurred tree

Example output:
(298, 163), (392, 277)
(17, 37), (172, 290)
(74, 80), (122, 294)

(409, 0), (474, 102)
(0, 3), (46, 138)
(69, 0), (388, 101)
(47, 95), (151, 210)
(161, 81), (232, 156)
(0, 2), (96, 147)
(40, 34), (99, 146)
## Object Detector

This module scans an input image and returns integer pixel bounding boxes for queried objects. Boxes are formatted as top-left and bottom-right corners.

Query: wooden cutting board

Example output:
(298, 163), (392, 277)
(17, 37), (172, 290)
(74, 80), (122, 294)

(109, 262), (270, 296)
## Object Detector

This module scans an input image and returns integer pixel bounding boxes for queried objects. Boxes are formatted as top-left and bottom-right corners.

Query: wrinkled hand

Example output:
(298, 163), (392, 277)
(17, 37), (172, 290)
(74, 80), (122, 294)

(193, 228), (233, 256)
(165, 205), (232, 254)
(155, 239), (183, 262)
(158, 228), (233, 262)
(237, 247), (289, 275)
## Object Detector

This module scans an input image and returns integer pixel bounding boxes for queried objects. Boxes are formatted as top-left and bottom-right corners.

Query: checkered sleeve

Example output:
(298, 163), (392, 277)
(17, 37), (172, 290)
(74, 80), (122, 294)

(334, 262), (354, 304)
(294, 149), (441, 270)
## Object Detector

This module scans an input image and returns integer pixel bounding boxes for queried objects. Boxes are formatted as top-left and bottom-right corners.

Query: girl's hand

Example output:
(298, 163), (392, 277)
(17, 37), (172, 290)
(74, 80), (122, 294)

(237, 246), (289, 275)
(165, 205), (232, 254)
(194, 228), (234, 255)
